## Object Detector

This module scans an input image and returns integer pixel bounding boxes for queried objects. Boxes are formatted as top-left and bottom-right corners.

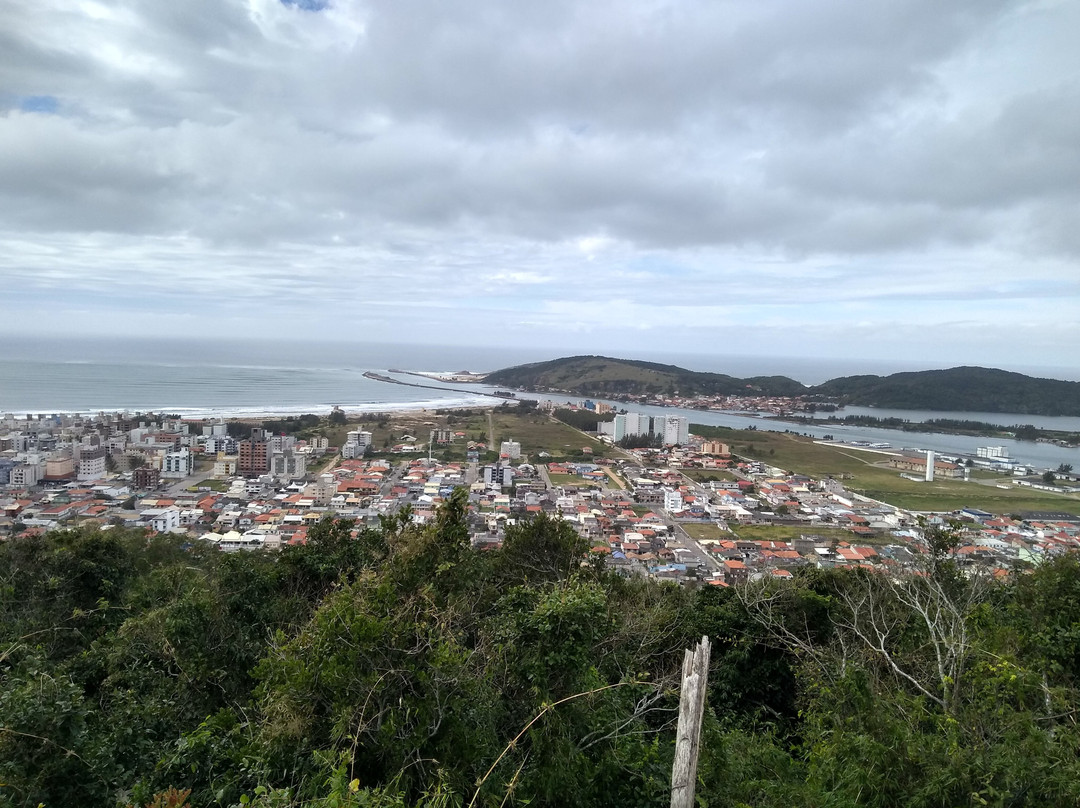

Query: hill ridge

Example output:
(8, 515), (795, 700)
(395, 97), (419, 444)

(483, 356), (1080, 416)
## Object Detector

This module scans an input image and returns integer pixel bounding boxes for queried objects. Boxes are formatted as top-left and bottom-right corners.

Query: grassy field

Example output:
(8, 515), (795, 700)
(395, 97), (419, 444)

(602, 467), (626, 489)
(188, 479), (230, 493)
(546, 471), (583, 485)
(728, 524), (871, 544)
(487, 411), (609, 460)
(681, 523), (731, 540)
(718, 429), (1080, 516)
(681, 522), (863, 544)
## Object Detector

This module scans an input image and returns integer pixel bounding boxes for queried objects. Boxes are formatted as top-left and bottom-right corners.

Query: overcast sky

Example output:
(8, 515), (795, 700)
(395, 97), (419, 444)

(2, 0), (1078, 374)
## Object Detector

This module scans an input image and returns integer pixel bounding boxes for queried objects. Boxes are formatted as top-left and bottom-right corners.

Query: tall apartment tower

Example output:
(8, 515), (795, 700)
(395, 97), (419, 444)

(239, 428), (271, 477)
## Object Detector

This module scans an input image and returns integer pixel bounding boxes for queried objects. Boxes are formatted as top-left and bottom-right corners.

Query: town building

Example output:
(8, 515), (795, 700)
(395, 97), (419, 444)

(162, 448), (193, 478)
(239, 429), (271, 476)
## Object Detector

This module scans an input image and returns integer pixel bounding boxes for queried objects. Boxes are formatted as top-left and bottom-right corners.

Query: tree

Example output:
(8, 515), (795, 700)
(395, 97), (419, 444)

(1057, 463), (1073, 474)
(1043, 470), (1057, 485)
(498, 513), (590, 585)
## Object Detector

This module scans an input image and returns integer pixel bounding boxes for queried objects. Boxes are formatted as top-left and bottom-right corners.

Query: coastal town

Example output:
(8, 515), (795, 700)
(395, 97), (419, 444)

(3, 397), (1079, 587)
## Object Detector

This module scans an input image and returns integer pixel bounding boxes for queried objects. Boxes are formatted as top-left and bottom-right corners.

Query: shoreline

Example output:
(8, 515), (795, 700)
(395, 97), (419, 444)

(4, 398), (507, 421)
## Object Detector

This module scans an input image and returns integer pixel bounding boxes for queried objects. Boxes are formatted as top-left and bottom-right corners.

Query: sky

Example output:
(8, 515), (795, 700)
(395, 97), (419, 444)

(1, 0), (1079, 376)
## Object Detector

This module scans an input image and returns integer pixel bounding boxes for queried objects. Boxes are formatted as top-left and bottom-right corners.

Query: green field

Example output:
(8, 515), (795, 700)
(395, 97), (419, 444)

(728, 524), (872, 544)
(188, 479), (230, 493)
(681, 523), (731, 540)
(681, 522), (864, 544)
(709, 428), (1080, 516)
(546, 472), (584, 485)
(487, 411), (609, 459)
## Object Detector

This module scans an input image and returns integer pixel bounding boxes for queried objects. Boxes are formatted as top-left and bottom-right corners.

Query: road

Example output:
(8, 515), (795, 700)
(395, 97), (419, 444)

(165, 469), (215, 495)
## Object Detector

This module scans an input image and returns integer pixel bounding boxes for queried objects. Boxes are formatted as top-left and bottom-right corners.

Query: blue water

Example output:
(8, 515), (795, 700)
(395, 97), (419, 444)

(523, 392), (1080, 470)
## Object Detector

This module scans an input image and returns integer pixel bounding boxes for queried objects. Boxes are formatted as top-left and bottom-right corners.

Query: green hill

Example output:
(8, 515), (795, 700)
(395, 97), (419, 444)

(483, 355), (807, 397)
(485, 357), (1080, 416)
(812, 366), (1080, 416)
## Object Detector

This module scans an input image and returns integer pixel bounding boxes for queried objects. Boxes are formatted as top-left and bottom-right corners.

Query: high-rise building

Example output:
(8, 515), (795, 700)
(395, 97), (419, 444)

(77, 446), (107, 482)
(162, 448), (193, 478)
(271, 450), (307, 480)
(239, 435), (270, 476)
(653, 415), (689, 446)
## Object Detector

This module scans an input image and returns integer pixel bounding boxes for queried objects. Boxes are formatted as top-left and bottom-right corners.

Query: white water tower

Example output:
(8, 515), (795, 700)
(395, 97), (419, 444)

(925, 450), (935, 482)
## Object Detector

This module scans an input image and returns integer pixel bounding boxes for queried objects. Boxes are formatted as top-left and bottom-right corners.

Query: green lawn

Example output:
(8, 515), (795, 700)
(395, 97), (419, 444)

(546, 472), (582, 485)
(682, 523), (731, 540)
(728, 524), (873, 544)
(188, 479), (230, 493)
(489, 412), (608, 459)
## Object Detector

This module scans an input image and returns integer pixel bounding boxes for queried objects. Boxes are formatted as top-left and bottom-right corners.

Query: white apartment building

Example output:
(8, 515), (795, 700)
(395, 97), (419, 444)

(77, 446), (107, 482)
(270, 434), (297, 453)
(653, 415), (689, 446)
(482, 464), (515, 490)
(162, 448), (193, 478)
(342, 430), (372, 460)
(271, 450), (307, 480)
(598, 412), (653, 441)
(10, 462), (42, 487)
(500, 439), (521, 460)
(663, 488), (684, 513)
(143, 507), (181, 533)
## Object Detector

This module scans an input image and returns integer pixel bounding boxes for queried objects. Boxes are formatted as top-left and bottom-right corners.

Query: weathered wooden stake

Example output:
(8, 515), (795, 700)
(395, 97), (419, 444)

(670, 635), (710, 808)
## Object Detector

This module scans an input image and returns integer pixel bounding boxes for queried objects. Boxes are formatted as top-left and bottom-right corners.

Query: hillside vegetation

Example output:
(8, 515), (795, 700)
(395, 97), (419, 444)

(4, 503), (1080, 807)
(483, 355), (806, 397)
(485, 357), (1080, 416)
(813, 365), (1080, 416)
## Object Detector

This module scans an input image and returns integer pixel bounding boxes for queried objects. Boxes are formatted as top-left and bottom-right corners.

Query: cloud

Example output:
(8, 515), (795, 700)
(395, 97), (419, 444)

(0, 0), (1075, 372)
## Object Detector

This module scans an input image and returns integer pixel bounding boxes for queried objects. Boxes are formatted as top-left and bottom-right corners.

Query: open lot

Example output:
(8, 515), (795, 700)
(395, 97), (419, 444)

(728, 524), (876, 544)
(681, 523), (731, 540)
(680, 468), (738, 483)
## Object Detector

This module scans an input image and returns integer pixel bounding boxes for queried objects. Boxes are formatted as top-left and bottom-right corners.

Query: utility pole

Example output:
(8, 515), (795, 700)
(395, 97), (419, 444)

(670, 635), (710, 808)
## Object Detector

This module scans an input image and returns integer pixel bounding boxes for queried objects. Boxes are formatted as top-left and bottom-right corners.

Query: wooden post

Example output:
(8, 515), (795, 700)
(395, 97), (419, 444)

(670, 635), (710, 808)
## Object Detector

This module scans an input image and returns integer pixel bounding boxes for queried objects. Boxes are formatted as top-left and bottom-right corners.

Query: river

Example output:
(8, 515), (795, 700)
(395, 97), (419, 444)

(515, 392), (1080, 471)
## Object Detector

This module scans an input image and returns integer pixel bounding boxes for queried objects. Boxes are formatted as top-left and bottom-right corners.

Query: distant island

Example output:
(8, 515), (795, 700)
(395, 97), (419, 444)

(483, 356), (1080, 417)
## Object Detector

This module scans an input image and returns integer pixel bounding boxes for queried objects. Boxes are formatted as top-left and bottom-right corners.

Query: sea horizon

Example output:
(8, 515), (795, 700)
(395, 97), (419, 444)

(4, 334), (1080, 386)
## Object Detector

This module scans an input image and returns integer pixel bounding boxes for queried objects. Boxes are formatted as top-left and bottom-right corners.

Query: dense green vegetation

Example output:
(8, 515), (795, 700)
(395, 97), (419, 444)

(553, 407), (616, 431)
(785, 414), (1080, 445)
(485, 357), (1080, 416)
(4, 506), (1080, 807)
(813, 366), (1080, 416)
(484, 356), (807, 397)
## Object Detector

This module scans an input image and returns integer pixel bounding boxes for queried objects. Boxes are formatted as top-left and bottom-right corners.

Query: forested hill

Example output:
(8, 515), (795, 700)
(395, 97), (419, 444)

(813, 366), (1080, 416)
(485, 357), (1080, 416)
(482, 355), (807, 397)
